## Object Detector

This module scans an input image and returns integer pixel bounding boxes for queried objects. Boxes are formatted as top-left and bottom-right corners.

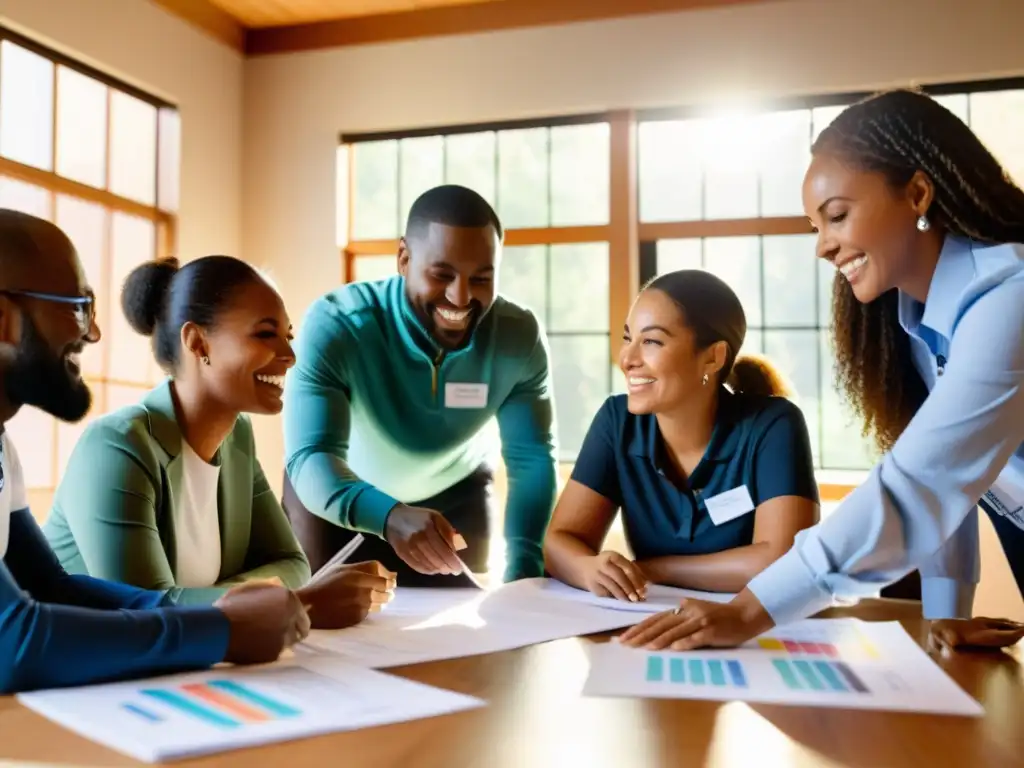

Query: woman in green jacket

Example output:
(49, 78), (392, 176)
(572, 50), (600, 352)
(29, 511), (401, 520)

(45, 255), (392, 627)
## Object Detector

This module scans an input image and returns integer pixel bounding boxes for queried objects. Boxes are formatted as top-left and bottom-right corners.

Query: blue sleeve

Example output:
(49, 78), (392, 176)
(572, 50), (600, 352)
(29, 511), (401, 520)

(752, 401), (820, 505)
(0, 509), (229, 694)
(495, 329), (558, 582)
(747, 275), (1024, 625)
(284, 301), (398, 538)
(569, 398), (623, 506)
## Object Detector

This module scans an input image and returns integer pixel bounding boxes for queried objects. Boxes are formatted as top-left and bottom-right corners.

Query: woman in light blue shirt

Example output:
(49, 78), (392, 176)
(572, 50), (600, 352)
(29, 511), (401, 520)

(621, 88), (1024, 652)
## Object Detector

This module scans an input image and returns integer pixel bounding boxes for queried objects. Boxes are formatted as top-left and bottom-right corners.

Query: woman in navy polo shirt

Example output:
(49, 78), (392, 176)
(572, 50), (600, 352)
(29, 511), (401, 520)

(543, 270), (820, 601)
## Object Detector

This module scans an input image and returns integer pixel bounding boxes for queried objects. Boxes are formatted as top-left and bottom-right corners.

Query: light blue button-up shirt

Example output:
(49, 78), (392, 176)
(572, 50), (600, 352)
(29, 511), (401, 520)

(748, 234), (1024, 624)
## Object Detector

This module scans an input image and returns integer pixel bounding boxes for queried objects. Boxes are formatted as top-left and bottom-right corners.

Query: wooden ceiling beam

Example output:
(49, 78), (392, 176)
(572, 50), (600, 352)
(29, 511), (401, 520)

(245, 0), (776, 56)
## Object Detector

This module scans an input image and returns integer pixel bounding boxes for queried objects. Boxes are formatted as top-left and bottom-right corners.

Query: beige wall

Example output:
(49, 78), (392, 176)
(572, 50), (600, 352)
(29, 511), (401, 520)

(0, 0), (244, 272)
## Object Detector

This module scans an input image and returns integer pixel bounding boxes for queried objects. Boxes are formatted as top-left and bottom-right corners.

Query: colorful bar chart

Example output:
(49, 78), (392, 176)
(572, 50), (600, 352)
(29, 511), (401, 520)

(134, 680), (303, 729)
(645, 656), (748, 688)
(757, 634), (878, 660)
(772, 659), (870, 693)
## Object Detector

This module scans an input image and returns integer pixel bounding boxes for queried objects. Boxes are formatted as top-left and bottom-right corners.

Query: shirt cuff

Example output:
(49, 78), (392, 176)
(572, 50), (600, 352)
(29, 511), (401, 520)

(351, 485), (401, 537)
(920, 577), (976, 620)
(175, 606), (232, 667)
(746, 548), (835, 626)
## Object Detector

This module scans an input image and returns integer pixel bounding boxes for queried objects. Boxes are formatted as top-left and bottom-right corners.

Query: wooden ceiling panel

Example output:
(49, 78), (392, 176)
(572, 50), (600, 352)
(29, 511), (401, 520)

(205, 0), (505, 28)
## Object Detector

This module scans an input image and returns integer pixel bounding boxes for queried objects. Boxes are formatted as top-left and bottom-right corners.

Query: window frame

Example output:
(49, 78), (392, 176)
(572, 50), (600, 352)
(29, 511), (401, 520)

(339, 76), (1024, 497)
(0, 25), (179, 499)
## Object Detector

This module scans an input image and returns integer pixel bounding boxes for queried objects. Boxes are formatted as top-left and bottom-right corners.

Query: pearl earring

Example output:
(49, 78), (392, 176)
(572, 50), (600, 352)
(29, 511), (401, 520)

(702, 373), (709, 386)
(201, 355), (210, 366)
(916, 214), (931, 232)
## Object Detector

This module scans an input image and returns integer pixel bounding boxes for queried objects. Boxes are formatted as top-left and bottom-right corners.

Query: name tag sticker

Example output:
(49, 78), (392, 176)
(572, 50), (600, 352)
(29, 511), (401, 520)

(983, 468), (1024, 533)
(445, 382), (488, 409)
(704, 485), (756, 526)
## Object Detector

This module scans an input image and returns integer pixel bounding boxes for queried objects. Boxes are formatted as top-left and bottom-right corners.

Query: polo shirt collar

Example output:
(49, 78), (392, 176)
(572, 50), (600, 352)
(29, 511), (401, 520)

(898, 234), (976, 342)
(627, 387), (743, 465)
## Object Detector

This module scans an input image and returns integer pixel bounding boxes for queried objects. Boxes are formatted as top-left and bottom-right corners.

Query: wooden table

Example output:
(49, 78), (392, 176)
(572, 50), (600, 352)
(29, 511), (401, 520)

(1, 598), (1021, 767)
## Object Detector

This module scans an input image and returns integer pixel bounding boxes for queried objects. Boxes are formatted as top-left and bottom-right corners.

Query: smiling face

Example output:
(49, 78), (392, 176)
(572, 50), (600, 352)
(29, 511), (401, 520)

(0, 221), (100, 422)
(619, 288), (724, 415)
(187, 277), (295, 416)
(398, 221), (499, 350)
(802, 151), (936, 304)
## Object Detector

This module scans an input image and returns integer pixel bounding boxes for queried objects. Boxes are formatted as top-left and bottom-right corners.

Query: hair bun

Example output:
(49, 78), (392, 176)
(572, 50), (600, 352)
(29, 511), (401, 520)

(121, 256), (180, 336)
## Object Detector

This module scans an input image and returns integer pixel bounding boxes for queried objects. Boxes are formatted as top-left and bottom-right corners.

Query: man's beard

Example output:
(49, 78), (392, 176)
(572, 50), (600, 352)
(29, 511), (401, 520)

(5, 316), (91, 422)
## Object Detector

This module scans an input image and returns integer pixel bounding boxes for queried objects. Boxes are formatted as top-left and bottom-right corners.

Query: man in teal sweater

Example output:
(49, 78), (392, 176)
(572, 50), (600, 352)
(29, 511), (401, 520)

(284, 185), (558, 584)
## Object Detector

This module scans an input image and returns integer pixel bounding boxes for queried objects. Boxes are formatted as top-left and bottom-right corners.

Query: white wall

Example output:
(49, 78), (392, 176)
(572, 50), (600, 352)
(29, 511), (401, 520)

(0, 0), (244, 261)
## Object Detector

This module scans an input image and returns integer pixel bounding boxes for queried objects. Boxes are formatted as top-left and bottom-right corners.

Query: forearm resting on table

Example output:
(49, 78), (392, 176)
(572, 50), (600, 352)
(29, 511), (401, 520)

(640, 542), (783, 594)
(543, 530), (600, 587)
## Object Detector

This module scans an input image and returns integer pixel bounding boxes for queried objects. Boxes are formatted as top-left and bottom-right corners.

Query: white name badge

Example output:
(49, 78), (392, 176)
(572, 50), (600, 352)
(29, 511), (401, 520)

(445, 382), (489, 409)
(983, 467), (1024, 533)
(703, 485), (756, 526)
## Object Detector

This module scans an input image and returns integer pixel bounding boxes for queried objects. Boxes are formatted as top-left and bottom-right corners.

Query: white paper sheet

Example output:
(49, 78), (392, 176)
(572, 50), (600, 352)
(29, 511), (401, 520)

(582, 618), (983, 716)
(537, 579), (735, 613)
(299, 579), (646, 668)
(16, 656), (483, 763)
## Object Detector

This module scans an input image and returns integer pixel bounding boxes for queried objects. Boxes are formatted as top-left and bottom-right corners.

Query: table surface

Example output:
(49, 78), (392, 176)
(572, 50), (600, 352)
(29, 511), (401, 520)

(1, 598), (1021, 768)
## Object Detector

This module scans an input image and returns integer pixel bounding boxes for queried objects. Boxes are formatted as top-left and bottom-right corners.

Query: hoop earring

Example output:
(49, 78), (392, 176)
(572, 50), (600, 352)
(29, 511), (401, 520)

(201, 355), (210, 366)
(916, 214), (931, 232)
(702, 373), (709, 386)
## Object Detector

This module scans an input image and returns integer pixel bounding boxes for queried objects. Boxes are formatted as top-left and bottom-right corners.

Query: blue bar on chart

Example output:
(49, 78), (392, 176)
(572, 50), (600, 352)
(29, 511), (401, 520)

(122, 703), (163, 723)
(772, 659), (870, 694)
(726, 660), (748, 688)
(644, 656), (748, 689)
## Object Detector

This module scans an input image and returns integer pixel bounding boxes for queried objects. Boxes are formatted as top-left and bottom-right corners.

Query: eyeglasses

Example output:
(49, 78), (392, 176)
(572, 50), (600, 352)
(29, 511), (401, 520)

(0, 289), (95, 332)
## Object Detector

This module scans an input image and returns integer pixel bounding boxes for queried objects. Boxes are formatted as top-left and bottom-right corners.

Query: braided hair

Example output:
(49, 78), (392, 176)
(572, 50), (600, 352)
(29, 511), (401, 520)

(814, 88), (1024, 452)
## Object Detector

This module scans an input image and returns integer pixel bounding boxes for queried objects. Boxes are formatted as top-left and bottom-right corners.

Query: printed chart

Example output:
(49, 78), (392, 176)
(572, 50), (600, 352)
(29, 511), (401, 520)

(18, 658), (483, 762)
(584, 619), (983, 716)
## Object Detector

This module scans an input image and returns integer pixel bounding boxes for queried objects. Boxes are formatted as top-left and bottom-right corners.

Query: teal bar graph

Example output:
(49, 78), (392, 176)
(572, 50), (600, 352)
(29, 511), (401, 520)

(773, 659), (803, 690)
(813, 661), (848, 692)
(141, 689), (239, 729)
(208, 680), (301, 718)
(646, 655), (665, 682)
(793, 660), (825, 690)
(774, 659), (869, 694)
(669, 658), (685, 683)
(645, 656), (747, 689)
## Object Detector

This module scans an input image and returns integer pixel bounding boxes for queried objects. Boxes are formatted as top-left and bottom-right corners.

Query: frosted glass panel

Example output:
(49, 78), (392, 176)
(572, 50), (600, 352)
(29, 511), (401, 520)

(56, 66), (107, 188)
(108, 213), (157, 383)
(0, 41), (54, 171)
(109, 91), (157, 204)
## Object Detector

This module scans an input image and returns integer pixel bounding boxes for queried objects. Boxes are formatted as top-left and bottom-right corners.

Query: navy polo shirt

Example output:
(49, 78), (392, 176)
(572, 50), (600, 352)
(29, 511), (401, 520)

(570, 390), (819, 561)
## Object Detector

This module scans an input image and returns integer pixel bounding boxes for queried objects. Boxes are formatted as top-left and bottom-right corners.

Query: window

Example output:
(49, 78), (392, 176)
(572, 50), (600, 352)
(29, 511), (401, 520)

(342, 119), (614, 459)
(638, 83), (1024, 471)
(0, 28), (179, 503)
(341, 79), (1024, 480)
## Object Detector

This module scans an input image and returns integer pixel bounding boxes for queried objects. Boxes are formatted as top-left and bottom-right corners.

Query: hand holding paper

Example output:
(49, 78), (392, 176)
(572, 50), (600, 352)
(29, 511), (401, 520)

(385, 504), (467, 576)
(582, 551), (649, 603)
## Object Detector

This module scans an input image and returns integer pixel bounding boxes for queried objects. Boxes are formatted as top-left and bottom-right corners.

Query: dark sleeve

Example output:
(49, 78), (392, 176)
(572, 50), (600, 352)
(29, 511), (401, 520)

(569, 398), (624, 506)
(752, 402), (820, 505)
(0, 509), (228, 694)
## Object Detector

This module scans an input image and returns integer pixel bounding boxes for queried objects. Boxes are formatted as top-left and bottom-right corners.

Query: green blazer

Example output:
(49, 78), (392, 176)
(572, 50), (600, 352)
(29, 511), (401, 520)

(44, 380), (311, 604)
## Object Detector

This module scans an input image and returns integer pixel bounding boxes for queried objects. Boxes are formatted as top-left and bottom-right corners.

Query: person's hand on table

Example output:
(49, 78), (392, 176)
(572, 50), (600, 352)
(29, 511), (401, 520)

(385, 504), (467, 575)
(294, 561), (397, 629)
(619, 590), (775, 650)
(928, 617), (1024, 653)
(582, 551), (649, 603)
(214, 582), (311, 665)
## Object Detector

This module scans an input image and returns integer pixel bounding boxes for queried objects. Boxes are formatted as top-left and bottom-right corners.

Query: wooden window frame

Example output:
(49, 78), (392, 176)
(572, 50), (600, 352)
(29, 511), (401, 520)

(339, 75), (1024, 500)
(0, 25), (178, 502)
